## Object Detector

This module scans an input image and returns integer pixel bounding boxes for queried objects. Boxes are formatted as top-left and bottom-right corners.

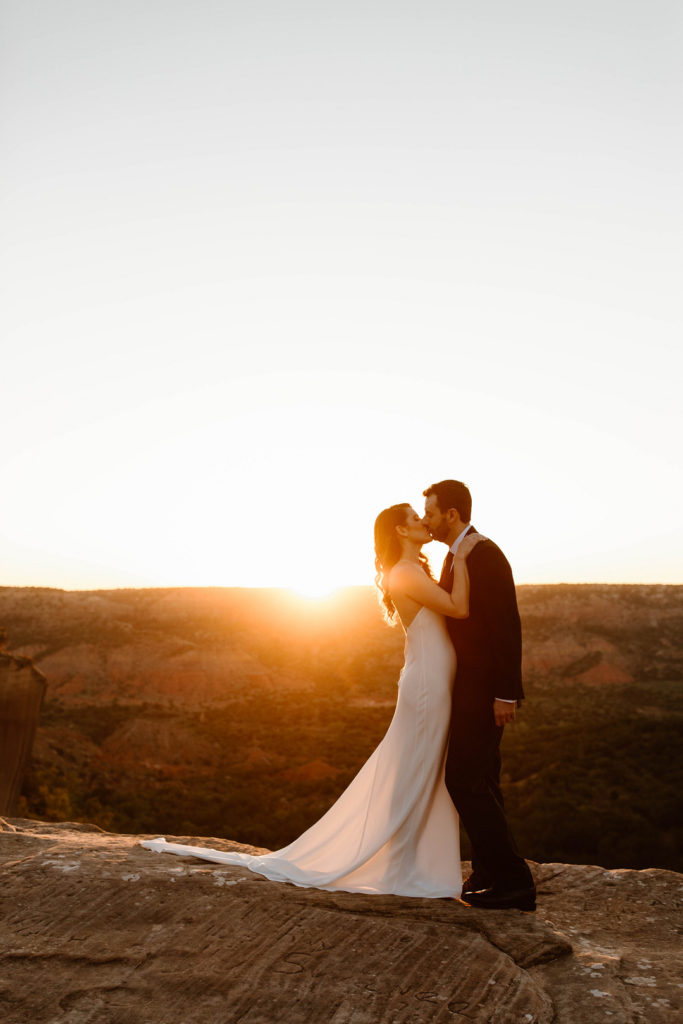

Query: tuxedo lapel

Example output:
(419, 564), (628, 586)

(438, 552), (453, 589)
(439, 526), (477, 589)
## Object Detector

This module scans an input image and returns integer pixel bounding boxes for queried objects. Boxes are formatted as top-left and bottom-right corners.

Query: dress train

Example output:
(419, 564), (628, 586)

(141, 607), (461, 898)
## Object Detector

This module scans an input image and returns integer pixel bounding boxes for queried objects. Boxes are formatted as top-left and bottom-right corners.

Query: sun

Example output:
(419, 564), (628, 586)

(289, 580), (338, 599)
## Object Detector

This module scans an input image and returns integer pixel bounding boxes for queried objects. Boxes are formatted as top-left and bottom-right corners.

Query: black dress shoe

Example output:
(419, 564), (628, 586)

(461, 884), (536, 912)
(461, 872), (492, 897)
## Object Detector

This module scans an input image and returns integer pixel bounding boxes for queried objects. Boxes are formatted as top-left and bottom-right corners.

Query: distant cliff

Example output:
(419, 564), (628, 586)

(0, 584), (680, 709)
(0, 818), (679, 1024)
(0, 638), (46, 814)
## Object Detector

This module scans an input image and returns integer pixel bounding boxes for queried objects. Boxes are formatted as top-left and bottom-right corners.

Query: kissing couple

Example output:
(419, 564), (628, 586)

(142, 479), (536, 912)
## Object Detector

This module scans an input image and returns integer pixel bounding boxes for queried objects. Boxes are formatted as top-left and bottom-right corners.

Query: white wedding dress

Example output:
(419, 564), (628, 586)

(141, 606), (461, 898)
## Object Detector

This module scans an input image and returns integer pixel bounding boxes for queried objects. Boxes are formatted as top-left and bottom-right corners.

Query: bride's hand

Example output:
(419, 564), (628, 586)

(455, 533), (487, 560)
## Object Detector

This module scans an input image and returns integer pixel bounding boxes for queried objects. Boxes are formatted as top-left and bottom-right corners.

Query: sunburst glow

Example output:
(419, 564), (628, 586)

(289, 582), (339, 600)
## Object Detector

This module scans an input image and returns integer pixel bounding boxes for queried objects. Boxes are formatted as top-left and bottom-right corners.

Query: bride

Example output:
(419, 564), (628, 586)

(141, 502), (483, 898)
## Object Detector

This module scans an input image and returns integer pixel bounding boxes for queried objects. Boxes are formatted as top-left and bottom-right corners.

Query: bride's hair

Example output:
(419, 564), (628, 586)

(374, 503), (432, 624)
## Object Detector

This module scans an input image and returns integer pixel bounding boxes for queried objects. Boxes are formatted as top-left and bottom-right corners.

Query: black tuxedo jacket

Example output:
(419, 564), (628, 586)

(439, 526), (524, 706)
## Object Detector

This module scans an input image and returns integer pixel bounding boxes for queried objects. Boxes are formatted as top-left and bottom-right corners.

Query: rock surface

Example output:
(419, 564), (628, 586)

(0, 819), (680, 1023)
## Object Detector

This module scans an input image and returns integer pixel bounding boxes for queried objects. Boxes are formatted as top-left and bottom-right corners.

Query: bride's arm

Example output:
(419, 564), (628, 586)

(389, 535), (485, 619)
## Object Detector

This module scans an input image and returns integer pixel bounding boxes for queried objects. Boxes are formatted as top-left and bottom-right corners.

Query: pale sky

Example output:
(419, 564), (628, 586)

(2, 1), (681, 592)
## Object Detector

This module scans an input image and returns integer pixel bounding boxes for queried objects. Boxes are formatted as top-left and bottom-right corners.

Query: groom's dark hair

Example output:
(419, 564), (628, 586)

(423, 480), (472, 522)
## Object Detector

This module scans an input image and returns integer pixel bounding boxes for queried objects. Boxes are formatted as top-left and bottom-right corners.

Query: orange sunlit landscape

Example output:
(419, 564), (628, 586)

(1, 580), (681, 877)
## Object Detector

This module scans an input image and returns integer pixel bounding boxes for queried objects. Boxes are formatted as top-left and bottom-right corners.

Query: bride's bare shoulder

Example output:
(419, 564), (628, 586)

(387, 560), (423, 593)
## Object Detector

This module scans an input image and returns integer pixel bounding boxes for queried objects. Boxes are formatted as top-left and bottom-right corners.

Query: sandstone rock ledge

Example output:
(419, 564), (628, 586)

(0, 820), (679, 1024)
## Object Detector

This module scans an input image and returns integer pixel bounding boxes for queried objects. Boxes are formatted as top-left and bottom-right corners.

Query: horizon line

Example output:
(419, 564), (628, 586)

(1, 581), (681, 594)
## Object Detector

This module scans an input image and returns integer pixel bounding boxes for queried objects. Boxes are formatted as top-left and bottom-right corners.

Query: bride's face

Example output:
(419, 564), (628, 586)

(401, 507), (432, 546)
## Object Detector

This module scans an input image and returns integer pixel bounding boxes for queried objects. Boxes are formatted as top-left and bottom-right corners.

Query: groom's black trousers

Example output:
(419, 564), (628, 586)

(445, 699), (532, 889)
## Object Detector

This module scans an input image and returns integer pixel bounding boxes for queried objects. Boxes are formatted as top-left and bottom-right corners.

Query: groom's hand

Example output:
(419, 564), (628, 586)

(493, 698), (516, 727)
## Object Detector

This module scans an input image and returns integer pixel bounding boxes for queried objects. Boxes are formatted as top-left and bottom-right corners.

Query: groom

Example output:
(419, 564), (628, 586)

(423, 479), (536, 911)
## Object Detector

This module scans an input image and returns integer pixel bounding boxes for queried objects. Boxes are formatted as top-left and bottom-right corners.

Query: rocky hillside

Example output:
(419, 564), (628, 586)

(0, 585), (681, 870)
(0, 817), (679, 1024)
(1, 585), (680, 708)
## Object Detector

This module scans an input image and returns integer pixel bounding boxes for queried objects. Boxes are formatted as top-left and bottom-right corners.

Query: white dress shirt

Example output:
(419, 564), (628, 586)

(449, 524), (473, 558)
(449, 526), (515, 705)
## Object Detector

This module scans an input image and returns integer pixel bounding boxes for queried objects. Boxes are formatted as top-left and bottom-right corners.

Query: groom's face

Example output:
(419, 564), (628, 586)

(422, 495), (450, 542)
